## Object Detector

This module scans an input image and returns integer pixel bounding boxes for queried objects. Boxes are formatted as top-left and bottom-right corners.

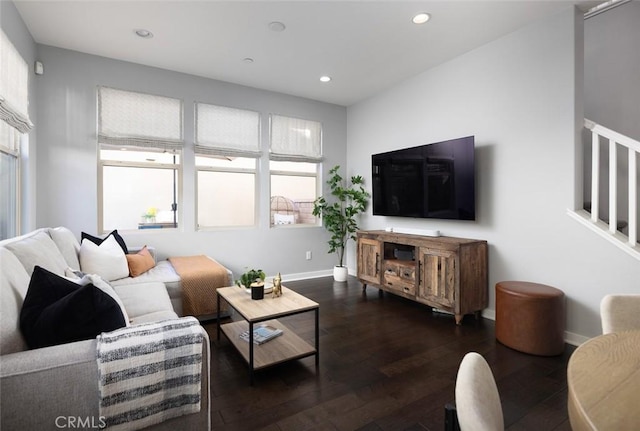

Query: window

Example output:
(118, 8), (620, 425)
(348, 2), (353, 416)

(0, 29), (33, 239)
(269, 115), (322, 226)
(195, 103), (260, 228)
(0, 122), (20, 239)
(98, 87), (183, 231)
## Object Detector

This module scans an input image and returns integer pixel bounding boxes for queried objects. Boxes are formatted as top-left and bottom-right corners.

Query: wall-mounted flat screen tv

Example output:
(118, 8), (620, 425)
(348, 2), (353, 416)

(371, 136), (475, 220)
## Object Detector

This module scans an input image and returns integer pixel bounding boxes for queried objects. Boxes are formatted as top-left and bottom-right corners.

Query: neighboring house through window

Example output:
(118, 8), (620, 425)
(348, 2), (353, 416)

(98, 87), (183, 232)
(269, 114), (322, 226)
(0, 29), (33, 239)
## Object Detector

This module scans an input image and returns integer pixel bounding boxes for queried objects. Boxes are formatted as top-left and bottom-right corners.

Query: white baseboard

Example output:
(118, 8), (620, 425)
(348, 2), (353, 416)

(272, 269), (333, 282)
(564, 331), (589, 346)
(482, 309), (496, 320)
(270, 271), (590, 346)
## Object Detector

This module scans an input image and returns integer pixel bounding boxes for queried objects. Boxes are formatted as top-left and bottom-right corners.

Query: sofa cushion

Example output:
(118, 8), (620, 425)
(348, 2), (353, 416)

(126, 245), (156, 277)
(79, 235), (129, 281)
(49, 227), (81, 269)
(0, 248), (30, 354)
(20, 266), (127, 349)
(129, 310), (180, 325)
(109, 260), (182, 311)
(81, 230), (129, 255)
(3, 230), (68, 276)
(112, 281), (175, 320)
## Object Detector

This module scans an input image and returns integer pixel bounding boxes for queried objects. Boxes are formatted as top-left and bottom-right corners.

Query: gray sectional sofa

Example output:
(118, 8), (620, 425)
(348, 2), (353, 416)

(0, 227), (215, 430)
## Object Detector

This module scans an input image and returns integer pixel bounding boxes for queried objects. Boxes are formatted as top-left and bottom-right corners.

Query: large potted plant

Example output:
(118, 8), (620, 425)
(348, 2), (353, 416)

(313, 165), (370, 282)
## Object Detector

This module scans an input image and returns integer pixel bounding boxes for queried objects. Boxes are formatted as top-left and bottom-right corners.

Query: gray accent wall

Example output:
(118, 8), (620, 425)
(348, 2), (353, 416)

(34, 45), (346, 278)
(346, 6), (640, 340)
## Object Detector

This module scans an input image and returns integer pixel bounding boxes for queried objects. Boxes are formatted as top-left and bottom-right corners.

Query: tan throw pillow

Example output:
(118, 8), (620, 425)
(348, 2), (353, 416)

(126, 246), (156, 277)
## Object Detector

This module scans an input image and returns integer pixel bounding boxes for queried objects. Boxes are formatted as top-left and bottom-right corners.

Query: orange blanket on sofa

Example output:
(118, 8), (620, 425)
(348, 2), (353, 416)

(168, 255), (230, 316)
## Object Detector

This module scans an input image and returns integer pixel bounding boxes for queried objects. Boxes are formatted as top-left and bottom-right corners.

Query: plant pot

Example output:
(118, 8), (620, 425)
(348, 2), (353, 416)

(250, 282), (264, 300)
(333, 266), (348, 282)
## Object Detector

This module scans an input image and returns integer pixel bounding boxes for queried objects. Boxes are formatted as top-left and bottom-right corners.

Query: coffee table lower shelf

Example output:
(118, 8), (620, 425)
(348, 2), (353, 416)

(220, 319), (317, 371)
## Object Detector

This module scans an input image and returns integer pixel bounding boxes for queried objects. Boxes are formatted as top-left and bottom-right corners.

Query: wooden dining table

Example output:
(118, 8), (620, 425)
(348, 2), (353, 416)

(567, 330), (640, 430)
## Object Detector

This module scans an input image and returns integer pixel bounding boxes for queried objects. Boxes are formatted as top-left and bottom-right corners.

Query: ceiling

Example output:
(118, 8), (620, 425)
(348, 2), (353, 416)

(14, 1), (597, 106)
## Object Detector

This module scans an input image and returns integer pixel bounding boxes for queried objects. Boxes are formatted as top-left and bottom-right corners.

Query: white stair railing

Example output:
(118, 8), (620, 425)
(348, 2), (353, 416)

(568, 119), (640, 260)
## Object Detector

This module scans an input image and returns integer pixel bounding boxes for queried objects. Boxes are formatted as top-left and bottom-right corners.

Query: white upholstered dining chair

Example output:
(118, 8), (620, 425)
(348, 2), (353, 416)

(600, 294), (640, 334)
(454, 352), (504, 431)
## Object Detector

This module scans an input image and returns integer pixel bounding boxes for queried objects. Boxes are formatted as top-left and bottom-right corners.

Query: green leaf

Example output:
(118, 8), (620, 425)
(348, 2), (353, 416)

(312, 165), (371, 267)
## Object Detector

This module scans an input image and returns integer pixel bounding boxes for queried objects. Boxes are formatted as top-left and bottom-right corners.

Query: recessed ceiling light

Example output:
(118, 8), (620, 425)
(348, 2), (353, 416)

(320, 76), (331, 83)
(243, 57), (254, 64)
(134, 29), (154, 38)
(268, 21), (286, 32)
(412, 13), (431, 24)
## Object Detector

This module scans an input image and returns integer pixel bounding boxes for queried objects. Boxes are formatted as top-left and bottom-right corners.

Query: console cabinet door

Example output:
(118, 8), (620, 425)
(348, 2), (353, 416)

(417, 248), (457, 308)
(357, 238), (381, 285)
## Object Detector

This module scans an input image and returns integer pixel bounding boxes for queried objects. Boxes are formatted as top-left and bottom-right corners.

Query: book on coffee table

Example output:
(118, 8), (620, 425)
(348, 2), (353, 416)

(239, 324), (283, 345)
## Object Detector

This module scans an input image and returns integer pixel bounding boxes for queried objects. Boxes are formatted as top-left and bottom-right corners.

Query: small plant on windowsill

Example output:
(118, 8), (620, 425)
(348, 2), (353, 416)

(142, 207), (158, 223)
(312, 165), (370, 282)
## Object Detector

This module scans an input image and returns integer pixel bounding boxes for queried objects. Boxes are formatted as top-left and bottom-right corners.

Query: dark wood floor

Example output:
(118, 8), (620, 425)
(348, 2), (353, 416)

(202, 276), (575, 431)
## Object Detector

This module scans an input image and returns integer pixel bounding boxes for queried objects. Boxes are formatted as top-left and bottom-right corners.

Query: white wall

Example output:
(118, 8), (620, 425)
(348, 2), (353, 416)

(1, 0), (37, 233)
(347, 6), (640, 341)
(585, 1), (640, 140)
(34, 45), (347, 279)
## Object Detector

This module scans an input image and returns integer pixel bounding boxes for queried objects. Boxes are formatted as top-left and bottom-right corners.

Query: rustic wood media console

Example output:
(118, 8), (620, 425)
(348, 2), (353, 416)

(356, 230), (488, 325)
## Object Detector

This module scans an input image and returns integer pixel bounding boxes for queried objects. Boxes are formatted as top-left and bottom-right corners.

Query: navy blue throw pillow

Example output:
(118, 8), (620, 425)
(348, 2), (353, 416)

(20, 266), (126, 349)
(81, 230), (129, 255)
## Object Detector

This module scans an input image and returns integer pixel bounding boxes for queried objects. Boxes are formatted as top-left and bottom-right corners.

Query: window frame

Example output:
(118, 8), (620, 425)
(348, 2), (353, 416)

(269, 162), (321, 228)
(194, 102), (261, 230)
(98, 149), (182, 233)
(0, 29), (31, 239)
(97, 86), (184, 233)
(0, 126), (21, 239)
(195, 157), (259, 230)
(268, 113), (323, 228)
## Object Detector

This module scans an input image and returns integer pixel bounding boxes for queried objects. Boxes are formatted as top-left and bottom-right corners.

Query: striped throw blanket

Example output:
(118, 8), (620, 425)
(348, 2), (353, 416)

(96, 317), (203, 431)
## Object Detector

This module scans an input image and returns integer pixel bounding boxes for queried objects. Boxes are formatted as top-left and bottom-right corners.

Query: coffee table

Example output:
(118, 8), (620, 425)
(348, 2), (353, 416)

(216, 285), (319, 384)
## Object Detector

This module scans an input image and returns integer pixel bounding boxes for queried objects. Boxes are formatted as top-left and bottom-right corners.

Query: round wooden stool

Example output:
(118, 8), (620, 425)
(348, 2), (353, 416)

(495, 281), (565, 356)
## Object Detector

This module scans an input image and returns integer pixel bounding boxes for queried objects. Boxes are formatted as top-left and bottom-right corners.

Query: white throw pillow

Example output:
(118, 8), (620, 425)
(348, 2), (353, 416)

(80, 235), (129, 281)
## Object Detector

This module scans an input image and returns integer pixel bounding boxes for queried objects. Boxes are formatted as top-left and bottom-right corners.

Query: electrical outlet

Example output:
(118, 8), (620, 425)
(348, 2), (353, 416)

(305, 251), (312, 260)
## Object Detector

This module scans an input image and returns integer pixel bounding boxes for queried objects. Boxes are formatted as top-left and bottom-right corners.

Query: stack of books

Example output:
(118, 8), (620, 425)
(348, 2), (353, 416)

(239, 324), (283, 345)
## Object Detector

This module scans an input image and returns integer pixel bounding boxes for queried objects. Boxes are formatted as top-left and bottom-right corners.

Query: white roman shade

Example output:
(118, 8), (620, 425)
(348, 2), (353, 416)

(0, 30), (33, 134)
(195, 103), (261, 158)
(270, 114), (322, 162)
(98, 87), (183, 151)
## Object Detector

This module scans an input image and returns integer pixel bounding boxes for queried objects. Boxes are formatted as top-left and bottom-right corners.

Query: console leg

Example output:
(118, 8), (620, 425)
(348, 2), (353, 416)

(362, 283), (367, 291)
(455, 314), (463, 325)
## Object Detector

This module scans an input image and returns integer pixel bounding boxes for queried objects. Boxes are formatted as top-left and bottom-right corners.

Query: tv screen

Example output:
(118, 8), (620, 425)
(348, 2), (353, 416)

(372, 136), (475, 220)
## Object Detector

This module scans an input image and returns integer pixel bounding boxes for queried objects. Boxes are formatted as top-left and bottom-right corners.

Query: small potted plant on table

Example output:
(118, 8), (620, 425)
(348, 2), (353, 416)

(237, 268), (266, 299)
(313, 165), (370, 282)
